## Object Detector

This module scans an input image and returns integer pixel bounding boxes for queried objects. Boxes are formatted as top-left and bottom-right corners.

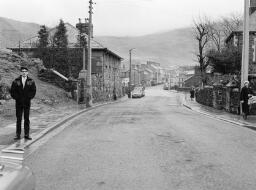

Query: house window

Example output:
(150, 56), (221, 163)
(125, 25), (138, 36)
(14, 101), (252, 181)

(233, 35), (238, 47)
(253, 37), (256, 62)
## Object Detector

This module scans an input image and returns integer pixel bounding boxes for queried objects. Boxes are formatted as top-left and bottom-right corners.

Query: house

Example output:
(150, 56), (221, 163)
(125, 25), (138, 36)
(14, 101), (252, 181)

(225, 11), (256, 74)
(169, 69), (179, 87)
(146, 61), (162, 85)
(140, 64), (154, 86)
(176, 67), (195, 87)
(8, 22), (123, 100)
(130, 65), (140, 86)
(183, 72), (202, 88)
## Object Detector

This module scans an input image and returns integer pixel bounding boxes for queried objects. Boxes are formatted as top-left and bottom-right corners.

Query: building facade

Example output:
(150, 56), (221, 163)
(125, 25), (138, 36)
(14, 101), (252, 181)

(225, 11), (256, 74)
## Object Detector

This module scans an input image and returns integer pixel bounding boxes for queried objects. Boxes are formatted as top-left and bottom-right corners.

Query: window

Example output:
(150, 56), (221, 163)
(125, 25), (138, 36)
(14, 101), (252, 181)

(253, 37), (256, 62)
(233, 35), (238, 47)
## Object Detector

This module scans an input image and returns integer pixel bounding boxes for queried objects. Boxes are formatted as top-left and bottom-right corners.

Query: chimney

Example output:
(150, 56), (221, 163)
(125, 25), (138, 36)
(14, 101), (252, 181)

(75, 18), (93, 37)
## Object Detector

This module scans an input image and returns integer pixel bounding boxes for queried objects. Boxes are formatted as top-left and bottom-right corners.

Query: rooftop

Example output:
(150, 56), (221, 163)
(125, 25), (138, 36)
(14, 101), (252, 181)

(226, 11), (256, 42)
(8, 23), (122, 59)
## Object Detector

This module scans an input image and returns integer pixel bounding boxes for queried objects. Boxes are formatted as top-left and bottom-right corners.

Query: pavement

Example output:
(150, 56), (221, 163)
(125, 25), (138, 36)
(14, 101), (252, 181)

(0, 96), (128, 151)
(181, 91), (256, 130)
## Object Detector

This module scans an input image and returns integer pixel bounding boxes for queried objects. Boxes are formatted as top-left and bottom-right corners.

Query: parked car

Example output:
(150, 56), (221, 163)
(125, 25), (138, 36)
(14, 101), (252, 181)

(163, 83), (169, 90)
(132, 86), (145, 98)
(0, 161), (35, 190)
(151, 80), (157, 86)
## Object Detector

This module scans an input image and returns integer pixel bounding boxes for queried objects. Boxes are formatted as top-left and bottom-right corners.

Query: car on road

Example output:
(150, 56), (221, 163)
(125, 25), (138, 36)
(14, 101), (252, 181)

(132, 86), (145, 98)
(163, 83), (169, 90)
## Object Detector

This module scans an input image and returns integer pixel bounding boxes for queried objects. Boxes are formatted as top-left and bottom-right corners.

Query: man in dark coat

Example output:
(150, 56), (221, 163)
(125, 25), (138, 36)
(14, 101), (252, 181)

(190, 86), (195, 101)
(240, 81), (253, 120)
(10, 66), (36, 140)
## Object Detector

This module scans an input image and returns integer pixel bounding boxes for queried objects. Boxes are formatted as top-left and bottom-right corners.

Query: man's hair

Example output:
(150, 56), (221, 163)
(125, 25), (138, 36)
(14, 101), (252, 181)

(20, 66), (28, 71)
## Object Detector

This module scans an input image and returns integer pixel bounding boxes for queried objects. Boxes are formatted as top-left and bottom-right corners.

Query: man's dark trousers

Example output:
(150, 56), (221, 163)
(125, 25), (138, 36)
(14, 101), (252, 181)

(16, 102), (31, 137)
(11, 75), (36, 138)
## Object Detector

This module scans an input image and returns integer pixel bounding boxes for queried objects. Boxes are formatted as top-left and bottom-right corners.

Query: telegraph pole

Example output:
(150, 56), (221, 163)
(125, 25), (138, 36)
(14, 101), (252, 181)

(134, 65), (136, 85)
(86, 0), (94, 107)
(129, 48), (135, 98)
(241, 0), (250, 87)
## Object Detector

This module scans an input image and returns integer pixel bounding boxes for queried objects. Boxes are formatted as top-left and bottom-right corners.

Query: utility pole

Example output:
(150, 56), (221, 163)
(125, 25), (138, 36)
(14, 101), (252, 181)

(138, 65), (141, 85)
(86, 0), (94, 107)
(241, 0), (250, 87)
(134, 65), (136, 85)
(129, 48), (135, 98)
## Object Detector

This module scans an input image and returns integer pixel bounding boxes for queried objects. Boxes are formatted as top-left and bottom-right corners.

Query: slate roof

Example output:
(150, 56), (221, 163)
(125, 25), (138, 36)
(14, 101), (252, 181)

(9, 23), (122, 59)
(226, 11), (256, 42)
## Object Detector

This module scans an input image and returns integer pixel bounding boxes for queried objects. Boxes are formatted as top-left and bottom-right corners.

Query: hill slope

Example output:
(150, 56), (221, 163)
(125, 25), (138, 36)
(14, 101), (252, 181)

(96, 27), (197, 67)
(0, 16), (197, 67)
(0, 17), (40, 48)
(0, 49), (73, 108)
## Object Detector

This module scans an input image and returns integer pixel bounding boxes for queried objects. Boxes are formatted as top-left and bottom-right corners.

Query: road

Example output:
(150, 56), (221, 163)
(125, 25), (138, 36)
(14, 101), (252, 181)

(25, 86), (256, 190)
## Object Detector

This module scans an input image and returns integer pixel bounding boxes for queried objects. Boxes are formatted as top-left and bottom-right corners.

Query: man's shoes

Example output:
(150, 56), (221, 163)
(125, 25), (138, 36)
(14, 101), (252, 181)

(24, 136), (32, 140)
(14, 136), (21, 140)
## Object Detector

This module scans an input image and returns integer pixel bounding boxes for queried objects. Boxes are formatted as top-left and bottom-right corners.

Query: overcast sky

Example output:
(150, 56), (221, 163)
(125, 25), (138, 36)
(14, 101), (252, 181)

(0, 0), (243, 36)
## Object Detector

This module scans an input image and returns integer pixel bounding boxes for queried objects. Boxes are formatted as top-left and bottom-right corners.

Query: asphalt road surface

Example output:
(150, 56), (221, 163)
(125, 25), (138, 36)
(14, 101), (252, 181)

(25, 86), (256, 190)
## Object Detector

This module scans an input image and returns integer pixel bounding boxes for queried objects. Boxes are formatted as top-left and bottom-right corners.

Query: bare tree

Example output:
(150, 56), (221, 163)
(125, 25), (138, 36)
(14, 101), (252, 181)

(207, 20), (223, 52)
(221, 13), (242, 38)
(193, 17), (210, 86)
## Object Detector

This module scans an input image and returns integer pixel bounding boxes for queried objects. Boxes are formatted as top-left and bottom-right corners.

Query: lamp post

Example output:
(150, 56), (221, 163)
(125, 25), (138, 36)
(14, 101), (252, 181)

(129, 48), (135, 98)
(241, 0), (250, 88)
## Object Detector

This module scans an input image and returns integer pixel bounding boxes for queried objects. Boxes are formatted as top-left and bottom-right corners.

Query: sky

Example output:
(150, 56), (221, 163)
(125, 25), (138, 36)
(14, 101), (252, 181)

(0, 0), (243, 36)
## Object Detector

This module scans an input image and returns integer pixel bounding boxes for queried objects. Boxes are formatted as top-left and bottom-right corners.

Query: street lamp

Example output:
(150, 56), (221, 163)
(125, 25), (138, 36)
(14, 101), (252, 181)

(129, 48), (135, 98)
(241, 0), (250, 88)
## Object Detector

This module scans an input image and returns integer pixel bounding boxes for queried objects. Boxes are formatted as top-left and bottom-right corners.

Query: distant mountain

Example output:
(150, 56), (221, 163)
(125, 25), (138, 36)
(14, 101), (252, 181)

(95, 27), (198, 68)
(0, 17), (40, 48)
(0, 16), (198, 68)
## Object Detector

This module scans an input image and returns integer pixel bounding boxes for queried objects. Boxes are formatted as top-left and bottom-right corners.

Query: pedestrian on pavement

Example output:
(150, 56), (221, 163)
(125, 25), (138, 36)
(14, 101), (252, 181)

(240, 81), (253, 120)
(10, 66), (36, 140)
(113, 88), (117, 100)
(190, 86), (195, 101)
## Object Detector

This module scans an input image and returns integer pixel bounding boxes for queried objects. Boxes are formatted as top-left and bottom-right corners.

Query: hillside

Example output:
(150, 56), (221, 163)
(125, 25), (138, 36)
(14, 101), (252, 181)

(0, 50), (71, 102)
(0, 17), (40, 48)
(0, 16), (197, 67)
(0, 49), (76, 127)
(96, 27), (198, 67)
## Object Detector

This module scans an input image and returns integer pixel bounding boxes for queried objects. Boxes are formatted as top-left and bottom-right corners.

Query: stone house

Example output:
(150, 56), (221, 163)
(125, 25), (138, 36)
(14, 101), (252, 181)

(177, 69), (194, 87)
(140, 64), (154, 86)
(169, 69), (179, 87)
(225, 11), (256, 74)
(146, 61), (162, 84)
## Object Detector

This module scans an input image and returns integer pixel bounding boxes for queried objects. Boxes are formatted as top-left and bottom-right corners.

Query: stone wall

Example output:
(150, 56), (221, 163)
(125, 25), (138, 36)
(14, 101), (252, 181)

(196, 86), (213, 107)
(196, 85), (242, 114)
(38, 48), (124, 103)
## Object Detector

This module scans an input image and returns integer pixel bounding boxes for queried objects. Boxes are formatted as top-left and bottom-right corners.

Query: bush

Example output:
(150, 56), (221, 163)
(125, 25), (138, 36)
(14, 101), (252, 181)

(196, 87), (213, 107)
(0, 82), (11, 100)
(207, 46), (241, 74)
